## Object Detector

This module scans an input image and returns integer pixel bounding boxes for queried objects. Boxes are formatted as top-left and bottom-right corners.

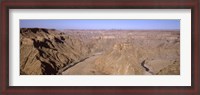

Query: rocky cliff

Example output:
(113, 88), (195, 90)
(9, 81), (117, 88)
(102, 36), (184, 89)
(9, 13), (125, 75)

(20, 28), (89, 75)
(20, 29), (180, 75)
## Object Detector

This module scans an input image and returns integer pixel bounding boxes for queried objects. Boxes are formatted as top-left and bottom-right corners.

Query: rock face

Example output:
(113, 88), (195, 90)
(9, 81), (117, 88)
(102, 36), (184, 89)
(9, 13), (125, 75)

(20, 28), (89, 75)
(93, 31), (180, 75)
(20, 29), (180, 75)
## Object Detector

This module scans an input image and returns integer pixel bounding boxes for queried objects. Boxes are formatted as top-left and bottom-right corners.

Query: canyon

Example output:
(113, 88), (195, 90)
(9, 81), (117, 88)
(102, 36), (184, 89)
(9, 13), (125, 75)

(20, 28), (180, 75)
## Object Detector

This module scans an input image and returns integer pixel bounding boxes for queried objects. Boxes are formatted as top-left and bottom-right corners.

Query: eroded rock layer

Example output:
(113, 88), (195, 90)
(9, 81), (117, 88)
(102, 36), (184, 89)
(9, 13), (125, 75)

(20, 29), (180, 75)
(20, 28), (89, 75)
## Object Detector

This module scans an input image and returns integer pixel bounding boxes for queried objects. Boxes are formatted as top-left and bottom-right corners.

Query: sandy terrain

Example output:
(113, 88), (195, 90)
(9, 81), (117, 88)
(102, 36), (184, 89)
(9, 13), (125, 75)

(20, 28), (180, 75)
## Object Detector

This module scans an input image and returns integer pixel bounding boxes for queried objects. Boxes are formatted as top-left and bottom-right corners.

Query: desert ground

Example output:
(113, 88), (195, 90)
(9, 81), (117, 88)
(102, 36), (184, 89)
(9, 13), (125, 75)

(20, 28), (180, 75)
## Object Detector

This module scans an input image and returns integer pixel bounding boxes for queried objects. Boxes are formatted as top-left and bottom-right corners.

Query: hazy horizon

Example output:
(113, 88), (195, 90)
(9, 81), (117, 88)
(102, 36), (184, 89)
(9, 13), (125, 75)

(20, 28), (180, 31)
(20, 19), (180, 30)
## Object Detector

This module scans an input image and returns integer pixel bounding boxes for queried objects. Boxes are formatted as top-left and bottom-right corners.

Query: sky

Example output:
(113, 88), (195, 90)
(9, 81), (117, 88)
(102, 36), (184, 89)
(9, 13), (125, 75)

(20, 20), (180, 30)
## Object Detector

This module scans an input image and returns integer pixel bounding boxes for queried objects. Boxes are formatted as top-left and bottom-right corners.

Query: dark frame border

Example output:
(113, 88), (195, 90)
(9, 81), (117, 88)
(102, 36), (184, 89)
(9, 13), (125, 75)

(1, 0), (199, 95)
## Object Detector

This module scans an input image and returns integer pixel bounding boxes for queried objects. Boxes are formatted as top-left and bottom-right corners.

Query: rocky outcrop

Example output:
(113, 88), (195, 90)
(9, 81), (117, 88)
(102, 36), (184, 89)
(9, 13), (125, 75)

(20, 28), (89, 75)
(93, 31), (180, 75)
(94, 43), (143, 75)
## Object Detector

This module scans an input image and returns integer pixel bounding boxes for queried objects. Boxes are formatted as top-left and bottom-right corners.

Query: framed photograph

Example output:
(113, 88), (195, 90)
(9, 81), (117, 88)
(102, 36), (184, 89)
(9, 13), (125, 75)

(1, 0), (199, 94)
